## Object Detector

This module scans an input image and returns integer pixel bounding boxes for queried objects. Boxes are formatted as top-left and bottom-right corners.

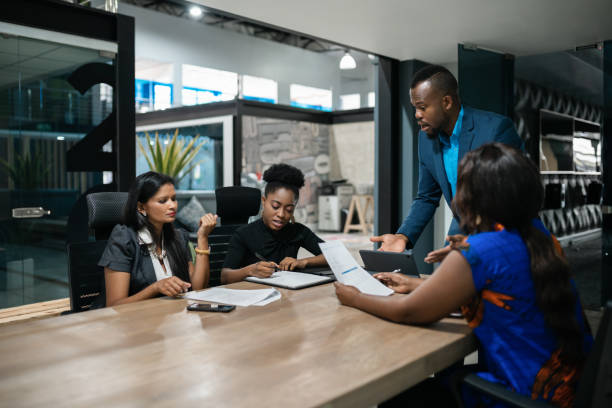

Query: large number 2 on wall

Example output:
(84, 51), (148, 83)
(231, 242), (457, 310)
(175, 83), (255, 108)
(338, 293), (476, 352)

(66, 62), (116, 172)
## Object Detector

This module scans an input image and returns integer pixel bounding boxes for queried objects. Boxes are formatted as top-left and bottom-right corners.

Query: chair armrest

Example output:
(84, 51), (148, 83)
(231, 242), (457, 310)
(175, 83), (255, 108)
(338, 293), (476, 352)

(461, 373), (552, 408)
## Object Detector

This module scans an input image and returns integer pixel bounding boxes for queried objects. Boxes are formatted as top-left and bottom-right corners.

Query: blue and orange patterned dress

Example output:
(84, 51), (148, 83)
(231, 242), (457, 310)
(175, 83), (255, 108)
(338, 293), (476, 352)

(459, 220), (593, 407)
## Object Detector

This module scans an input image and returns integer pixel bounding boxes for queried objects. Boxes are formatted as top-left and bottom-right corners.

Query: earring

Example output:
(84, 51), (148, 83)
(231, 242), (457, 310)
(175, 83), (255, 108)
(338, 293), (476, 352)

(475, 215), (481, 226)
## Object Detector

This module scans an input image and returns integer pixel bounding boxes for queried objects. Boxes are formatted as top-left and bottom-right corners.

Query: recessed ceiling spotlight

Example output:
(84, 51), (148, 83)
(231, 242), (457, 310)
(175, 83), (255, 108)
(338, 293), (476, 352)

(189, 6), (203, 18)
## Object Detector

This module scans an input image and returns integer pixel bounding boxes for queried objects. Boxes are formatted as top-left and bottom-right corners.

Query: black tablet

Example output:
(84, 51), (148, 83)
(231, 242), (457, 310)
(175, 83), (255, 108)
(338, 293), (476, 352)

(359, 250), (420, 277)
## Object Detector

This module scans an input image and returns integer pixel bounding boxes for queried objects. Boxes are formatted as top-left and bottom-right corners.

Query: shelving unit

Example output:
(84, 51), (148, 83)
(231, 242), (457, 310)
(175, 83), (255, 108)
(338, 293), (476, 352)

(538, 109), (602, 247)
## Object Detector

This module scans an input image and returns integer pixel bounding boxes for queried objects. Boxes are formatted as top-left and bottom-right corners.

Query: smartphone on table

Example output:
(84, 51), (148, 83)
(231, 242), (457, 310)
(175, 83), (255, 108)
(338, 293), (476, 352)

(186, 303), (235, 313)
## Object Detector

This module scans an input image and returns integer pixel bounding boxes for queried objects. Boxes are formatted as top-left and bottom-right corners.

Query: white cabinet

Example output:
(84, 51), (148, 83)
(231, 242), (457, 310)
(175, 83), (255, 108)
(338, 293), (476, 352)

(318, 196), (341, 231)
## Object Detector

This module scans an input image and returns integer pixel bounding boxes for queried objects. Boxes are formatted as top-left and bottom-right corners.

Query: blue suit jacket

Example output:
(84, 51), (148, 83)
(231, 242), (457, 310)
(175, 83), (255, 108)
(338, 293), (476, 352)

(397, 106), (523, 246)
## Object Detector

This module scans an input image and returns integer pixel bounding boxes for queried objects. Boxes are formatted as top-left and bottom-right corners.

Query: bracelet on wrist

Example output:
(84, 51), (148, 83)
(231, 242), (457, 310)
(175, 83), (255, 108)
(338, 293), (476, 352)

(194, 246), (211, 256)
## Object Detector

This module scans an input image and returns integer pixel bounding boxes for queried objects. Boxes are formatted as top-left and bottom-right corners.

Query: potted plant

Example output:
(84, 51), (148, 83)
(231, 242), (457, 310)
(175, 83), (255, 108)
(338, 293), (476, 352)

(0, 152), (51, 269)
(0, 152), (49, 190)
(137, 128), (207, 181)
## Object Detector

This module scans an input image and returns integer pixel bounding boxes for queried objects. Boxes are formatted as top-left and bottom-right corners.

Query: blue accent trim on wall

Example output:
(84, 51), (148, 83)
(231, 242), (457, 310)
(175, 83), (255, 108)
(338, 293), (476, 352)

(135, 79), (173, 104)
(243, 95), (276, 104)
(290, 101), (332, 112)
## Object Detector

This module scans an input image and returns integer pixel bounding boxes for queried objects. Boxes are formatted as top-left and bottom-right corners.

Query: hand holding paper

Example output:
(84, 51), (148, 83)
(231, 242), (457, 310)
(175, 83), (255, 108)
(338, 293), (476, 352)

(319, 241), (393, 296)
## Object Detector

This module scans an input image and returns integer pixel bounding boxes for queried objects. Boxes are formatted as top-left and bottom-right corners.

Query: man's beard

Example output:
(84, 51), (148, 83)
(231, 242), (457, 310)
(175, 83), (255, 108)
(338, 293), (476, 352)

(424, 125), (441, 139)
(423, 116), (449, 139)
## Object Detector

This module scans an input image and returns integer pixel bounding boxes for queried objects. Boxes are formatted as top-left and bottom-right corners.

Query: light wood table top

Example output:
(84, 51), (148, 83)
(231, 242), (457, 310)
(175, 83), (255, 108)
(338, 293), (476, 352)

(0, 298), (70, 326)
(0, 282), (475, 408)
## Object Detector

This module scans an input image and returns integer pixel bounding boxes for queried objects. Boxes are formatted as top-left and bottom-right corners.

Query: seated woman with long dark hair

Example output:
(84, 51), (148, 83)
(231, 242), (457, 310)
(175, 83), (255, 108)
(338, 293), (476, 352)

(100, 171), (217, 306)
(335, 143), (592, 407)
(221, 163), (327, 284)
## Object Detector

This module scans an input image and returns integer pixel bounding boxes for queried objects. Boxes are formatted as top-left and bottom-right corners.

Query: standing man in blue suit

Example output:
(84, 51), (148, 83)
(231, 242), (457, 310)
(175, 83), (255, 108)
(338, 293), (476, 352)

(371, 65), (523, 256)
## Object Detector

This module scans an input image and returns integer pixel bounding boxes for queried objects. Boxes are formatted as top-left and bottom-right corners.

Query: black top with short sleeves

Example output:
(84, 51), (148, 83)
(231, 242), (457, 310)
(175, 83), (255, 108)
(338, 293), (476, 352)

(222, 218), (324, 269)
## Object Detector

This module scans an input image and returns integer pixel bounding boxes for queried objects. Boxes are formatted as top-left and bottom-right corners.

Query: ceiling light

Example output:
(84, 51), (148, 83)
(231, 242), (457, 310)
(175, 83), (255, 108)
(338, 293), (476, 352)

(189, 6), (203, 18)
(339, 52), (356, 70)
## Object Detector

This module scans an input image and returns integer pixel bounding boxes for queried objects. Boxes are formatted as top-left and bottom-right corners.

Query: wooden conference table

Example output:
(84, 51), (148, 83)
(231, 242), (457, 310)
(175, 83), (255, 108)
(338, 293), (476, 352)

(0, 281), (476, 407)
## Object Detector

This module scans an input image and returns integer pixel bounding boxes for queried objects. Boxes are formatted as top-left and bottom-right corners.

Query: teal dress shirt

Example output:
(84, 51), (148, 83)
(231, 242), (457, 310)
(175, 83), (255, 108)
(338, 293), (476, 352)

(439, 106), (464, 198)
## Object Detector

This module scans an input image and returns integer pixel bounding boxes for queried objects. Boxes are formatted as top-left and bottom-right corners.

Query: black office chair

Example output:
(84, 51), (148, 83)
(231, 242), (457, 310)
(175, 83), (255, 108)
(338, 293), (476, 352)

(453, 301), (612, 408)
(65, 192), (128, 313)
(66, 240), (109, 313)
(206, 225), (242, 287)
(86, 192), (129, 240)
(574, 301), (612, 408)
(195, 187), (261, 286)
(66, 183), (116, 245)
(215, 186), (261, 225)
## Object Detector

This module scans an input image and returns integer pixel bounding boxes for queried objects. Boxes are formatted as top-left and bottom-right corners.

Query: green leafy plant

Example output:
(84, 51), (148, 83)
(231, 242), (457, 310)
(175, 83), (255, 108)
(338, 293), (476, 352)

(137, 128), (207, 182)
(0, 152), (49, 190)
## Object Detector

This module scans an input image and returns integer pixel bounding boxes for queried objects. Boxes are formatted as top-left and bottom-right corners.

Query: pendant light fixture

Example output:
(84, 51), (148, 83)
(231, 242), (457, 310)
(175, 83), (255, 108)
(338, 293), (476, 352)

(339, 51), (357, 70)
(189, 6), (203, 18)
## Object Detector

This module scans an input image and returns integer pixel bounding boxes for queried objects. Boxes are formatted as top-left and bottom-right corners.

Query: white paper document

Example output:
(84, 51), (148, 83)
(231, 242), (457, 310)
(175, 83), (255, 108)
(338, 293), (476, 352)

(184, 287), (281, 307)
(319, 241), (393, 296)
(246, 271), (332, 289)
(251, 289), (282, 306)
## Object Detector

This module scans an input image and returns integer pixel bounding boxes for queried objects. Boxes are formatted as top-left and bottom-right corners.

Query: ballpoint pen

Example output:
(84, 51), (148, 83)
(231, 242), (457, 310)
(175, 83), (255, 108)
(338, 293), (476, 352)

(254, 252), (278, 271)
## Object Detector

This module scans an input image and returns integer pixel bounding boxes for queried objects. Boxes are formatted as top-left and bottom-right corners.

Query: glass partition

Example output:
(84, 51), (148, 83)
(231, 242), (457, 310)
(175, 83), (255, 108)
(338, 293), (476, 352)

(0, 31), (116, 308)
(515, 47), (604, 309)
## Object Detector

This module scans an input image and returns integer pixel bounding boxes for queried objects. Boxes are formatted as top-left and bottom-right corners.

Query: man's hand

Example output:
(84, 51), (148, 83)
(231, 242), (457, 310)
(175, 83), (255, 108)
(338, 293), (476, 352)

(424, 234), (468, 264)
(278, 257), (307, 271)
(249, 261), (278, 278)
(424, 246), (452, 264)
(370, 234), (409, 252)
(373, 272), (421, 294)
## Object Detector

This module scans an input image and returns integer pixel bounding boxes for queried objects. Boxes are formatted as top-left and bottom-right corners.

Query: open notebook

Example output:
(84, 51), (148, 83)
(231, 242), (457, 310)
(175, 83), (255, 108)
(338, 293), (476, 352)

(246, 271), (333, 290)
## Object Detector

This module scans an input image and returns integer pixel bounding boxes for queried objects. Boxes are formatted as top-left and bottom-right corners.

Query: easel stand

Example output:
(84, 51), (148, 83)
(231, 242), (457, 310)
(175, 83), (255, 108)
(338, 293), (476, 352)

(343, 195), (374, 233)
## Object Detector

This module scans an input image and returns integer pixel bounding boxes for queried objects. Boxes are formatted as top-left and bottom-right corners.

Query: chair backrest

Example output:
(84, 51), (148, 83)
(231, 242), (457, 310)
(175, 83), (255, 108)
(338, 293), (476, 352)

(66, 240), (108, 312)
(65, 191), (126, 312)
(575, 301), (612, 408)
(206, 224), (241, 287)
(86, 192), (129, 240)
(66, 183), (116, 245)
(215, 186), (261, 225)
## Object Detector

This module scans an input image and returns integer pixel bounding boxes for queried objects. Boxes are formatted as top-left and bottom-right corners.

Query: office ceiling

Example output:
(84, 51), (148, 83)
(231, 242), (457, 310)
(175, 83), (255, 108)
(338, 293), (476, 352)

(516, 49), (604, 106)
(0, 35), (107, 89)
(193, 0), (612, 63)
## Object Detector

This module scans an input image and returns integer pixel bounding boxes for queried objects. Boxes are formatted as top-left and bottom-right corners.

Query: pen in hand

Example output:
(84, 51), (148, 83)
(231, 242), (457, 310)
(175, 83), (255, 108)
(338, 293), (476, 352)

(254, 252), (279, 272)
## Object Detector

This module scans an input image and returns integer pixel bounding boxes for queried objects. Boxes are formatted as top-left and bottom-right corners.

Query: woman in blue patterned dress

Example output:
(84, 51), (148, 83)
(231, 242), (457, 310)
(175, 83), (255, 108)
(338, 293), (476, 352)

(334, 143), (592, 407)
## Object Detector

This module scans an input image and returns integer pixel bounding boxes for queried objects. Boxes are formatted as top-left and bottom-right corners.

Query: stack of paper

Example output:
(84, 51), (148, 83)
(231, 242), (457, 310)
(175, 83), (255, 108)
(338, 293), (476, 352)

(185, 287), (281, 307)
(319, 241), (393, 296)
